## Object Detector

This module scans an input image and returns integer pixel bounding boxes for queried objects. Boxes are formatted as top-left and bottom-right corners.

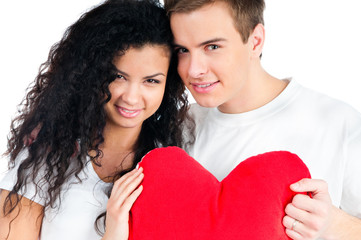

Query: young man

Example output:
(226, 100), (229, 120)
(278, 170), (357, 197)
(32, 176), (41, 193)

(164, 0), (361, 239)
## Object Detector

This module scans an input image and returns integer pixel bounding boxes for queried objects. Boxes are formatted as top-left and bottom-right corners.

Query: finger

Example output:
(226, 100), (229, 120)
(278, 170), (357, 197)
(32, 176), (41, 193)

(111, 172), (144, 206)
(121, 185), (143, 212)
(118, 169), (144, 195)
(111, 168), (143, 197)
(290, 178), (328, 196)
(284, 214), (325, 240)
(111, 168), (138, 191)
(291, 193), (318, 213)
(285, 227), (304, 240)
(113, 167), (143, 190)
(285, 200), (331, 238)
(285, 202), (311, 225)
(284, 215), (312, 240)
(283, 215), (305, 234)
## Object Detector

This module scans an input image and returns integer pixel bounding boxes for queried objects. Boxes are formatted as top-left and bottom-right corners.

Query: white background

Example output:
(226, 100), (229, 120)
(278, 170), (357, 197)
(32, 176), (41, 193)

(1, 0), (360, 180)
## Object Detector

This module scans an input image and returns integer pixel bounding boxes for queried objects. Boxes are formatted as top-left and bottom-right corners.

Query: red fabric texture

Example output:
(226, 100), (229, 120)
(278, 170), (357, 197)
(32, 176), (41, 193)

(129, 147), (311, 239)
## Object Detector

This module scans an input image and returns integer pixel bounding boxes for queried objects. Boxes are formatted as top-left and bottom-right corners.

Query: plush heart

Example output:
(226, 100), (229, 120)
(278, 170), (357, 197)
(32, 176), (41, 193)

(129, 147), (310, 239)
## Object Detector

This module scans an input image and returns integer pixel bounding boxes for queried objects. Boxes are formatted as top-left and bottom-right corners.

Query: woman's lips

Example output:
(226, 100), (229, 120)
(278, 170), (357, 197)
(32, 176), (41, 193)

(116, 106), (142, 118)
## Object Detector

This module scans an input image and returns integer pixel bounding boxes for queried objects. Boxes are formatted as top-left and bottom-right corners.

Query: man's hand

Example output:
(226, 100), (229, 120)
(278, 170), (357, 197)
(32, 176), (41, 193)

(283, 178), (361, 240)
(282, 178), (332, 239)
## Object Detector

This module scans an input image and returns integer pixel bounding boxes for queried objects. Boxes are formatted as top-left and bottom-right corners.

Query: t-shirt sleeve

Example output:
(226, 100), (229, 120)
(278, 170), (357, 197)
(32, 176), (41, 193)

(340, 111), (361, 218)
(0, 150), (47, 206)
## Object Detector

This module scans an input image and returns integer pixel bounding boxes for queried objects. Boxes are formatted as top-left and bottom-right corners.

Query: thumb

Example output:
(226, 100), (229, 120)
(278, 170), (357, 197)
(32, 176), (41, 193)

(290, 178), (330, 200)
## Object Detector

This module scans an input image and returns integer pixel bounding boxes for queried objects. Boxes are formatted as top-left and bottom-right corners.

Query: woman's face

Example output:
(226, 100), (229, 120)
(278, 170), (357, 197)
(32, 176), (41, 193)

(104, 45), (170, 132)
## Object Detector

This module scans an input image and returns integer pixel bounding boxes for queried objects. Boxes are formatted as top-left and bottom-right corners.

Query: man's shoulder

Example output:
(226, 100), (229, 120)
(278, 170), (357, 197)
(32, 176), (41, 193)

(297, 84), (360, 117)
(294, 83), (361, 137)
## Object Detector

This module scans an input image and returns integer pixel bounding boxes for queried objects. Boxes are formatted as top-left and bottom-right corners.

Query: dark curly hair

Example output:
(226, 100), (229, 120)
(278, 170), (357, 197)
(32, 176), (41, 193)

(3, 0), (193, 224)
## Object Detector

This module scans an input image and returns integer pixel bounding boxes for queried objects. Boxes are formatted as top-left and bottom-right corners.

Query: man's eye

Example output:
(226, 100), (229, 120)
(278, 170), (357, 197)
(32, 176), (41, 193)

(175, 48), (188, 54)
(207, 45), (219, 50)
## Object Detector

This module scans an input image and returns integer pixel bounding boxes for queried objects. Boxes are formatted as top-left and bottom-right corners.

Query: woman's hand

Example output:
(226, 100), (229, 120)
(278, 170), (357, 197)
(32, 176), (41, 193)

(102, 167), (144, 240)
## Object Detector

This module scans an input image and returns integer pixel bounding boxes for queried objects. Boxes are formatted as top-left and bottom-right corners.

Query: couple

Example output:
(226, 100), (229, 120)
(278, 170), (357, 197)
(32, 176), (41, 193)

(0, 0), (360, 239)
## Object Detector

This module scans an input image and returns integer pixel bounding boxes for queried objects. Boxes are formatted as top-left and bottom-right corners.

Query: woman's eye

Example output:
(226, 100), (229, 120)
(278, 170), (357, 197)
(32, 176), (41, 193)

(145, 79), (160, 84)
(207, 45), (219, 50)
(116, 74), (125, 80)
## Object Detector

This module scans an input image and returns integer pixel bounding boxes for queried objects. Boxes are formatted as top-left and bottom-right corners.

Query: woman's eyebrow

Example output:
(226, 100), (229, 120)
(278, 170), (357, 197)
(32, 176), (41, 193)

(116, 69), (129, 77)
(143, 73), (165, 79)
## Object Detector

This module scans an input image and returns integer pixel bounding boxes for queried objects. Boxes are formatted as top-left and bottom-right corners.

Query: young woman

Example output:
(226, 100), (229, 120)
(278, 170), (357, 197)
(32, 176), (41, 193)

(0, 0), (191, 239)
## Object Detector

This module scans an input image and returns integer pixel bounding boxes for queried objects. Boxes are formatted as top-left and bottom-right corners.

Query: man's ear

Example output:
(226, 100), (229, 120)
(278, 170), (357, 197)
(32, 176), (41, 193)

(249, 23), (265, 59)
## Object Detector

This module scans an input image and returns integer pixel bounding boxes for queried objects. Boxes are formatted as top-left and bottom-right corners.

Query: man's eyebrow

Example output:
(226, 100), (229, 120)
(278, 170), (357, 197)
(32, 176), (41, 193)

(173, 38), (227, 49)
(197, 38), (227, 47)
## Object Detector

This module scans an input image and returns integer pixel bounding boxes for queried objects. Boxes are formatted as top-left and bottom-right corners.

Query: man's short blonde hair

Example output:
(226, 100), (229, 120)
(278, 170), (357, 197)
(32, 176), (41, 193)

(164, 0), (265, 43)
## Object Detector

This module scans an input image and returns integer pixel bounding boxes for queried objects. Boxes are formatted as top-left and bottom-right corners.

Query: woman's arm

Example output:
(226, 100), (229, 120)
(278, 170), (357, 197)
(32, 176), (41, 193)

(102, 167), (144, 240)
(0, 190), (43, 240)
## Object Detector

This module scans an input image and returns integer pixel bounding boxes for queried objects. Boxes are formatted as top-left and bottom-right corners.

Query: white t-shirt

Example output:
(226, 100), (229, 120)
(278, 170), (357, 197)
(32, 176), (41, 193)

(186, 79), (361, 218)
(0, 150), (111, 240)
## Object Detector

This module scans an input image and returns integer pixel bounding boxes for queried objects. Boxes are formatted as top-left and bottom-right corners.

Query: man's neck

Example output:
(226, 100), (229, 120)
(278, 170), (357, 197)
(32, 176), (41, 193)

(217, 68), (288, 114)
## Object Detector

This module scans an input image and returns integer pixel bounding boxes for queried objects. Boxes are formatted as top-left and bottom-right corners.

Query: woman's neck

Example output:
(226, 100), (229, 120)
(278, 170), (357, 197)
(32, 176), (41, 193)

(91, 124), (142, 182)
(102, 123), (141, 152)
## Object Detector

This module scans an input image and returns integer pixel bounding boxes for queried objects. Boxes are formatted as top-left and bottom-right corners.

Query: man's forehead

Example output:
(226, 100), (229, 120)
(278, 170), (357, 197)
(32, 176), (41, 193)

(170, 5), (237, 47)
(169, 1), (233, 21)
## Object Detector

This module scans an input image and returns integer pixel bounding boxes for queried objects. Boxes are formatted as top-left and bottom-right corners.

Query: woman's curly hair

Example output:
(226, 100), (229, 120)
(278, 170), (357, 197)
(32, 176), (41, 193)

(3, 0), (193, 219)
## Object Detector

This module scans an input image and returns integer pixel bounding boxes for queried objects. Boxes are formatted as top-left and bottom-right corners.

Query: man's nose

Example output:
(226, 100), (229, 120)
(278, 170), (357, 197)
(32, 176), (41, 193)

(187, 52), (208, 79)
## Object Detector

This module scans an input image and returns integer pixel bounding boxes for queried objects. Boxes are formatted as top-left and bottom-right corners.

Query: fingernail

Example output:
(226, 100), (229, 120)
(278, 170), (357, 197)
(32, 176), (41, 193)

(291, 182), (299, 189)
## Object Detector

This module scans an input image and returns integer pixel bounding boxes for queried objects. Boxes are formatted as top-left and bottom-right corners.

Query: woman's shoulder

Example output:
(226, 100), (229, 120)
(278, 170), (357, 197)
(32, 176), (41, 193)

(0, 149), (47, 206)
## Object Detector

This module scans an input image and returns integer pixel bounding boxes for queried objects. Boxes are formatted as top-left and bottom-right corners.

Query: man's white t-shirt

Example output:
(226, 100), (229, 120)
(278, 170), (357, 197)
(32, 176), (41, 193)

(186, 79), (361, 218)
(0, 150), (111, 240)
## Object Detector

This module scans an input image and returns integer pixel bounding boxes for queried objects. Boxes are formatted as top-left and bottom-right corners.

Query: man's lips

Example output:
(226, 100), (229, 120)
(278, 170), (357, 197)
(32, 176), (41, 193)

(190, 81), (220, 93)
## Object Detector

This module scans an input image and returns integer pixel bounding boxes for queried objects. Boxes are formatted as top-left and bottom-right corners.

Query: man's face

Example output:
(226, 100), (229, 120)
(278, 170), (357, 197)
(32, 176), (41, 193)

(170, 2), (254, 113)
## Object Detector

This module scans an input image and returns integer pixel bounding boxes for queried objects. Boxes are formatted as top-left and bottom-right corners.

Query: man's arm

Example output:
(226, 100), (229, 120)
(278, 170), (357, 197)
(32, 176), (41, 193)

(282, 178), (361, 240)
(326, 205), (361, 240)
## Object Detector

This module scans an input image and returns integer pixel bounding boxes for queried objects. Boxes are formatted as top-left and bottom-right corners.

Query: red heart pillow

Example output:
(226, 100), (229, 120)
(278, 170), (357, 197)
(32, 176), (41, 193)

(129, 147), (310, 239)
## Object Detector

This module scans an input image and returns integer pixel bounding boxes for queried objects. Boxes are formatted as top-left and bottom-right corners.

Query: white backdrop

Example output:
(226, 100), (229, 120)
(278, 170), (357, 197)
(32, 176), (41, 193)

(1, 0), (360, 180)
